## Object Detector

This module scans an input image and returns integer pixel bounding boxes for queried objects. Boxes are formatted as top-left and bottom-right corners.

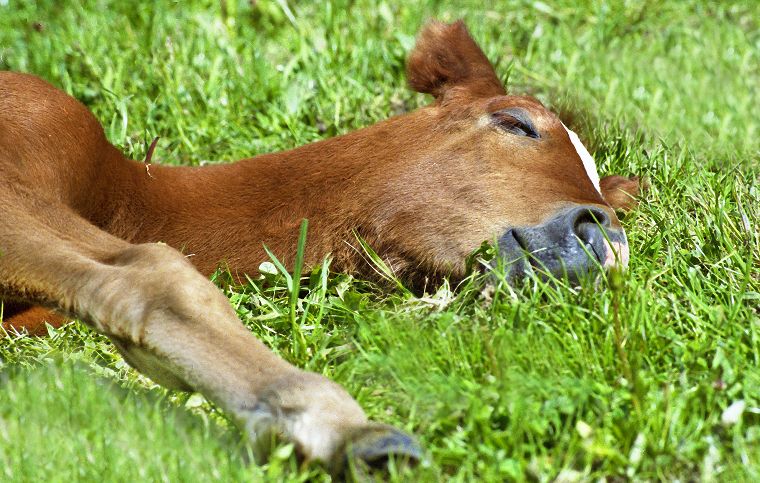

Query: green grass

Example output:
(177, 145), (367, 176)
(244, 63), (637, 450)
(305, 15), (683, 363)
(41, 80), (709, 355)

(1, 0), (759, 480)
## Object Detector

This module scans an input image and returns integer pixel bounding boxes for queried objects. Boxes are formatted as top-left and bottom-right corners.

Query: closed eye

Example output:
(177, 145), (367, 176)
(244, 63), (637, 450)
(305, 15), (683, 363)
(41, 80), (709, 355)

(491, 108), (540, 139)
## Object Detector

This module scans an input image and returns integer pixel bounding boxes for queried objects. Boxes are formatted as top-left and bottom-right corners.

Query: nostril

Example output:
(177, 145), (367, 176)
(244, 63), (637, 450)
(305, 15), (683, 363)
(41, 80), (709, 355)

(573, 207), (611, 230)
(571, 207), (612, 259)
(510, 228), (527, 251)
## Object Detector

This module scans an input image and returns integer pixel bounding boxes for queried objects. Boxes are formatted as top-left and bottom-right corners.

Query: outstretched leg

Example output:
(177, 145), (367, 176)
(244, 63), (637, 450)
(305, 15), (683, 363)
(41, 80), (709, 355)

(0, 192), (419, 472)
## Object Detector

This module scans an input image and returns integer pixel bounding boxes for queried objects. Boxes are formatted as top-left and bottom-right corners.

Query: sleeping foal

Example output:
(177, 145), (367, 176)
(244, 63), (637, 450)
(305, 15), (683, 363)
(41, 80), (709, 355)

(0, 20), (641, 471)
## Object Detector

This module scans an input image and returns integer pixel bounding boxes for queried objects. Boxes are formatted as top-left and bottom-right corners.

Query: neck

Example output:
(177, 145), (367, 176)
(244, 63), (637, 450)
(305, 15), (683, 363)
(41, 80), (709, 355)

(87, 110), (435, 278)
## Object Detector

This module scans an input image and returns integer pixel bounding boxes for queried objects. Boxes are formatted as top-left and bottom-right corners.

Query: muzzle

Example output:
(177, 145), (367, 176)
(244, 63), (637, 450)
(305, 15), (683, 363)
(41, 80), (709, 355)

(497, 205), (628, 284)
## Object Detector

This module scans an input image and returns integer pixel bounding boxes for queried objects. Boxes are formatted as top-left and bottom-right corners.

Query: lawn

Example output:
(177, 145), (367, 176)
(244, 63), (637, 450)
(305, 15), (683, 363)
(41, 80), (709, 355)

(1, 0), (759, 480)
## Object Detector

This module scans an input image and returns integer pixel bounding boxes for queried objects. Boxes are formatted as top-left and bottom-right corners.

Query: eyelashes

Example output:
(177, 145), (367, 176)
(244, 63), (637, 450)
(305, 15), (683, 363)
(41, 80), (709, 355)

(490, 108), (540, 139)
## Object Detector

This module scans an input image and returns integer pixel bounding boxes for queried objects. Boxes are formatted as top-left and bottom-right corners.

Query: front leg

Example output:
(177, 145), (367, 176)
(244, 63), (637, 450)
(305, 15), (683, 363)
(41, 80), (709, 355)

(81, 244), (422, 472)
(0, 204), (420, 473)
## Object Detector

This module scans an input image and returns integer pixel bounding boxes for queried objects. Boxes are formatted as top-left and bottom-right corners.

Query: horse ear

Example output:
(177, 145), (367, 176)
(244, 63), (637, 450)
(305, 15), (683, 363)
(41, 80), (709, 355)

(600, 175), (648, 211)
(406, 20), (506, 101)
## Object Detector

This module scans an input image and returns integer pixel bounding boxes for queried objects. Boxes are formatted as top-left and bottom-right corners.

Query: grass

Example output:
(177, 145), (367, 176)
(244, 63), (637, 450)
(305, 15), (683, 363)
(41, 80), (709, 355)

(1, 0), (759, 480)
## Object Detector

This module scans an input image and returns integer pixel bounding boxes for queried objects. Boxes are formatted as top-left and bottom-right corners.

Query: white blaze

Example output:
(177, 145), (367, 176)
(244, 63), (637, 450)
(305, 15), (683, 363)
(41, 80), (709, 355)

(562, 123), (601, 195)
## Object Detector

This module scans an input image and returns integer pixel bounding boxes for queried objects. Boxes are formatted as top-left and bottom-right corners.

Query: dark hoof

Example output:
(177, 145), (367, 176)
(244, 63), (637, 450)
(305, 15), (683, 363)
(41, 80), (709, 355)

(338, 424), (423, 475)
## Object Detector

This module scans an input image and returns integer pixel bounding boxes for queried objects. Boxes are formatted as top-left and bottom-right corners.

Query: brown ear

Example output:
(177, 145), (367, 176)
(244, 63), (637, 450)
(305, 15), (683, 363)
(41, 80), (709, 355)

(406, 20), (506, 101)
(600, 175), (648, 211)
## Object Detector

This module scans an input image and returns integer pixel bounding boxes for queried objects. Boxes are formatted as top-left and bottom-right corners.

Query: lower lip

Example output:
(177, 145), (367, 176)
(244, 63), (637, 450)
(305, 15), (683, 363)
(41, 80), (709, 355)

(603, 239), (630, 268)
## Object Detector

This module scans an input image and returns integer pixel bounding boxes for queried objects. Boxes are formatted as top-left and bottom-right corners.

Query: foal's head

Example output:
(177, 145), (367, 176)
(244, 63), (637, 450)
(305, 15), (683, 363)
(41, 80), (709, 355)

(361, 20), (641, 285)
